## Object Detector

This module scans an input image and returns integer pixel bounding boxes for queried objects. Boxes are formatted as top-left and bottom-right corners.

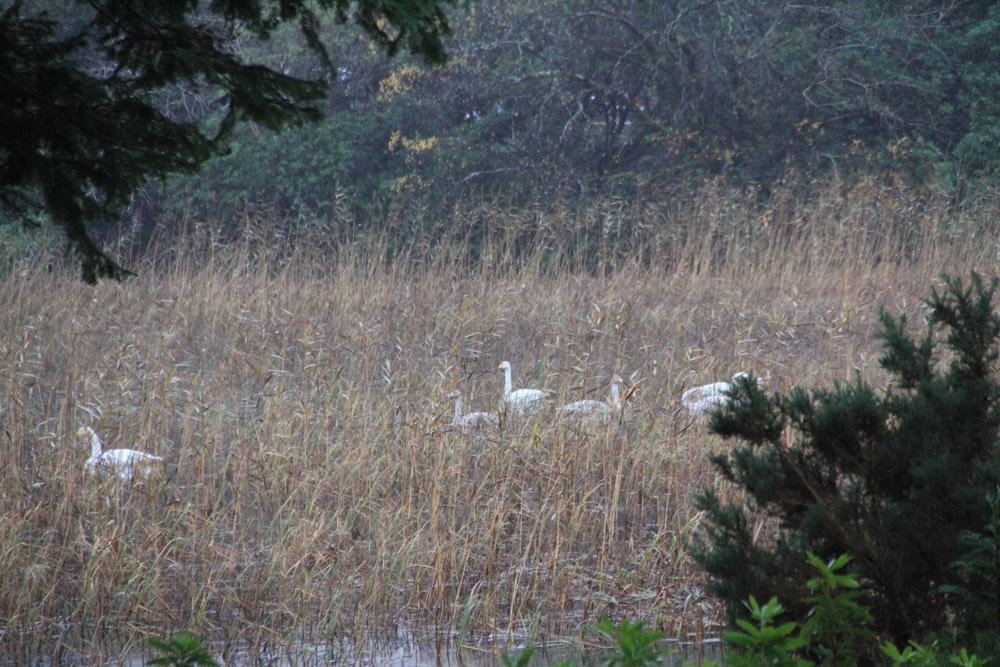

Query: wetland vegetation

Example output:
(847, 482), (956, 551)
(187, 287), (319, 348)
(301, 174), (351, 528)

(1, 181), (998, 664)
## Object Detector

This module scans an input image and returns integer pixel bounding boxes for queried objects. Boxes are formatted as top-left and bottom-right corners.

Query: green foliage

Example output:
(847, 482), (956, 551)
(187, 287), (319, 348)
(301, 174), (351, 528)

(10, 0), (1000, 281)
(593, 616), (668, 667)
(950, 5), (1000, 175)
(722, 596), (811, 667)
(501, 644), (536, 667)
(161, 108), (393, 224)
(142, 0), (1000, 256)
(500, 553), (982, 665)
(711, 554), (981, 667)
(501, 617), (673, 667)
(881, 641), (988, 667)
(0, 0), (460, 282)
(370, 0), (1000, 214)
(148, 633), (219, 667)
(693, 273), (1000, 653)
(0, 211), (64, 278)
(716, 554), (869, 667)
(941, 485), (1000, 653)
(799, 553), (873, 664)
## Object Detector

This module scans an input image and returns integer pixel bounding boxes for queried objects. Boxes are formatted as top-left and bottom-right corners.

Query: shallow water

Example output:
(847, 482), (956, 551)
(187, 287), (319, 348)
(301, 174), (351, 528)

(218, 634), (720, 666)
(14, 619), (721, 665)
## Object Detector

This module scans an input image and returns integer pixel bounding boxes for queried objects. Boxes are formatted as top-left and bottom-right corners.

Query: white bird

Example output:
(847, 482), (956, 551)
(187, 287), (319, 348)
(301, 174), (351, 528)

(681, 371), (761, 416)
(79, 426), (163, 482)
(683, 393), (731, 416)
(448, 390), (499, 433)
(561, 375), (625, 419)
(498, 361), (553, 415)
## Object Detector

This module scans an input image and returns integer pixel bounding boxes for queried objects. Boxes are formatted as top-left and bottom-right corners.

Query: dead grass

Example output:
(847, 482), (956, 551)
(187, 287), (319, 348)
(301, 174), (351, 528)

(0, 179), (997, 664)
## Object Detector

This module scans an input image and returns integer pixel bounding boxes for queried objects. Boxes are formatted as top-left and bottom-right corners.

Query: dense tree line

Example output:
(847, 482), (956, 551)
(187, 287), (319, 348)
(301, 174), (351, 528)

(0, 0), (459, 280)
(4, 1), (1000, 277)
(157, 0), (1000, 231)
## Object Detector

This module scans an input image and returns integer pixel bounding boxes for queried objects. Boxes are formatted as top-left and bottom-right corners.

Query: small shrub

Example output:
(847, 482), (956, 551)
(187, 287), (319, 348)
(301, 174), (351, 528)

(148, 633), (219, 667)
(706, 554), (981, 667)
(720, 595), (810, 667)
(593, 616), (669, 667)
(500, 553), (985, 666)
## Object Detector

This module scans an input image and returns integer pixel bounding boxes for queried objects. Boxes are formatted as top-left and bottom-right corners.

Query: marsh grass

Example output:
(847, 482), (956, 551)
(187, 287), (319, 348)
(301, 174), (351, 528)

(0, 179), (997, 664)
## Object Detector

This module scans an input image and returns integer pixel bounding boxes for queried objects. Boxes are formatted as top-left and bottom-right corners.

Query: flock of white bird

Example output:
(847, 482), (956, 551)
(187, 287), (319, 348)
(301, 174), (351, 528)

(448, 361), (628, 433)
(449, 362), (761, 432)
(77, 360), (761, 480)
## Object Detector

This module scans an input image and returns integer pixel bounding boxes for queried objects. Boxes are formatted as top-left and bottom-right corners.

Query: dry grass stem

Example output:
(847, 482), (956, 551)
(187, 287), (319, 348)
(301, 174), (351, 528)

(0, 181), (997, 663)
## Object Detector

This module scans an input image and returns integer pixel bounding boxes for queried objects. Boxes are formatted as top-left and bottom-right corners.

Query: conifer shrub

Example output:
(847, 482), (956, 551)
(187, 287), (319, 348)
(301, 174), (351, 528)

(692, 273), (1000, 656)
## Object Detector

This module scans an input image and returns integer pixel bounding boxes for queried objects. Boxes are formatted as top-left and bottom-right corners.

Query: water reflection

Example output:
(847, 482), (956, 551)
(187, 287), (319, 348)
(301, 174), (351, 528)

(214, 634), (721, 666)
(16, 626), (721, 665)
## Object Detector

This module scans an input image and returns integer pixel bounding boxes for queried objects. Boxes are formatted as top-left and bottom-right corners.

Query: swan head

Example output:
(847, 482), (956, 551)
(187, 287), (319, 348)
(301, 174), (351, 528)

(498, 361), (511, 372)
(78, 426), (102, 452)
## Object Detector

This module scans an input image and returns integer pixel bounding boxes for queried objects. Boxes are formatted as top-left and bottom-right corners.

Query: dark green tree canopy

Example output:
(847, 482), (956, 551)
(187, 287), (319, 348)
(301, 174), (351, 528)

(693, 273), (1000, 653)
(0, 0), (458, 282)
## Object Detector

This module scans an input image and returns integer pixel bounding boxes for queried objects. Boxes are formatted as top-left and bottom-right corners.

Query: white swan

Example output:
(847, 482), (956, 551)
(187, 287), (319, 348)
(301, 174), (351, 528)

(79, 426), (163, 482)
(561, 375), (625, 418)
(681, 371), (761, 416)
(448, 390), (499, 432)
(498, 361), (552, 415)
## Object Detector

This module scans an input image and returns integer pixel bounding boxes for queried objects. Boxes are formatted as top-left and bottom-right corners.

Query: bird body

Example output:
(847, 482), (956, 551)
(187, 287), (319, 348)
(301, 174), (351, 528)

(682, 393), (731, 416)
(681, 381), (733, 406)
(561, 399), (609, 415)
(79, 426), (163, 482)
(561, 375), (625, 419)
(449, 390), (499, 432)
(498, 361), (552, 415)
(681, 372), (760, 416)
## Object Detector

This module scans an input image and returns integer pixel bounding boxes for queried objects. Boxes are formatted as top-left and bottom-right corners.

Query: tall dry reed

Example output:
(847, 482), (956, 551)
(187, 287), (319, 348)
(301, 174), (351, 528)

(0, 180), (997, 664)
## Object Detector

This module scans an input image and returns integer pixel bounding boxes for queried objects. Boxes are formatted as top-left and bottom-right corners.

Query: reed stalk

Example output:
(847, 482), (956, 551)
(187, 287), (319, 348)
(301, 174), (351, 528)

(0, 179), (996, 663)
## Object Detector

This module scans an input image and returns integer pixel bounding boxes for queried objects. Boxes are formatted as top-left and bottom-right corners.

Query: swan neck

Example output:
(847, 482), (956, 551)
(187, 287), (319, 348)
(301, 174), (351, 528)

(87, 429), (103, 459)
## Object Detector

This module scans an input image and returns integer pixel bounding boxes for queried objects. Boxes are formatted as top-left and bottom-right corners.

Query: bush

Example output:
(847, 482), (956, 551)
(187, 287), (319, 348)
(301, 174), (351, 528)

(501, 554), (983, 665)
(709, 553), (985, 667)
(692, 273), (1000, 655)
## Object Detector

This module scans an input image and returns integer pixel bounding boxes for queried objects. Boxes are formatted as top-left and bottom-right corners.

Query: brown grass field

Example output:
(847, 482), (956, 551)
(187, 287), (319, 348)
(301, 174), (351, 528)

(0, 180), (998, 664)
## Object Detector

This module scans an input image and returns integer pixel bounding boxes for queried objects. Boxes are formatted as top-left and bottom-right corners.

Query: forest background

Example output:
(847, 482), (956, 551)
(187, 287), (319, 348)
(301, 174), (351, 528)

(7, 0), (1000, 269)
